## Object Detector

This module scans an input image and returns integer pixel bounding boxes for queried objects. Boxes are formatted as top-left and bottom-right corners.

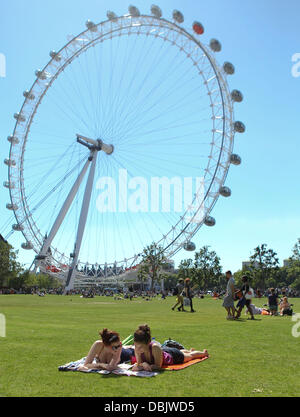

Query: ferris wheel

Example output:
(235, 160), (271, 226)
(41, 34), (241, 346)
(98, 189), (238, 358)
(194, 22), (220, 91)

(4, 5), (245, 290)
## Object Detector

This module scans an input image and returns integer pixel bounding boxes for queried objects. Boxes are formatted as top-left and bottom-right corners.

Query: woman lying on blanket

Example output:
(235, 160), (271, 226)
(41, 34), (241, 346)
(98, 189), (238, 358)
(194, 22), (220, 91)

(132, 324), (208, 372)
(78, 328), (134, 372)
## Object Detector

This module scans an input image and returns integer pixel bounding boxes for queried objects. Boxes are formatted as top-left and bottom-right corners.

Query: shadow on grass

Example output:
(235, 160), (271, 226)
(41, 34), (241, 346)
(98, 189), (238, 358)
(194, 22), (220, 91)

(246, 318), (262, 321)
(102, 373), (162, 378)
(229, 318), (262, 322)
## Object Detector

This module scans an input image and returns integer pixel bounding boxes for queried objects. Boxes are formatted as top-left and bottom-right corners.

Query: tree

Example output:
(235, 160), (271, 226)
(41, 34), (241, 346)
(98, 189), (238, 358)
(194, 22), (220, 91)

(279, 238), (300, 290)
(192, 246), (222, 290)
(249, 244), (280, 289)
(290, 276), (300, 291)
(233, 270), (251, 288)
(281, 262), (300, 289)
(20, 271), (38, 289)
(177, 258), (194, 280)
(36, 273), (55, 289)
(162, 273), (178, 291)
(291, 238), (300, 261)
(178, 246), (223, 290)
(139, 243), (168, 290)
(137, 264), (149, 290)
(0, 239), (23, 287)
(6, 270), (63, 291)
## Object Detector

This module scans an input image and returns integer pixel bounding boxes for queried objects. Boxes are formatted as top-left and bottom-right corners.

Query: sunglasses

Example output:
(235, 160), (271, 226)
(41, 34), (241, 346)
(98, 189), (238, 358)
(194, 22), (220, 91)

(112, 344), (122, 351)
(108, 335), (119, 343)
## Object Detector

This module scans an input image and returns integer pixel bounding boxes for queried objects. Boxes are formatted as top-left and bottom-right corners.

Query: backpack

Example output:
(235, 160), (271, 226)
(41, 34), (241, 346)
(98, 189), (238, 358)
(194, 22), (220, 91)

(161, 338), (185, 350)
(173, 287), (179, 296)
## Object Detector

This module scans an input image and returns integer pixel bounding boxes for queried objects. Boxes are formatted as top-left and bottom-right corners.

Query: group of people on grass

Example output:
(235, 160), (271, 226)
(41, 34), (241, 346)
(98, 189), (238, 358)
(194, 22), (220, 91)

(223, 271), (294, 320)
(78, 324), (208, 372)
(266, 288), (293, 316)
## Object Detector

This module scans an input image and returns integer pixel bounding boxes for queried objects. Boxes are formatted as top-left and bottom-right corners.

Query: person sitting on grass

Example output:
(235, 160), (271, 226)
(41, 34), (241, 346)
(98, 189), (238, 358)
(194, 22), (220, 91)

(279, 297), (292, 316)
(268, 288), (279, 316)
(213, 291), (221, 299)
(78, 328), (134, 372)
(131, 324), (208, 372)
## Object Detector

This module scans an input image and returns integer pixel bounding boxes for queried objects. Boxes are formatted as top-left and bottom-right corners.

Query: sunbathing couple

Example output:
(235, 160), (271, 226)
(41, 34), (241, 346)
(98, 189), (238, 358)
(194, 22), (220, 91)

(78, 324), (208, 372)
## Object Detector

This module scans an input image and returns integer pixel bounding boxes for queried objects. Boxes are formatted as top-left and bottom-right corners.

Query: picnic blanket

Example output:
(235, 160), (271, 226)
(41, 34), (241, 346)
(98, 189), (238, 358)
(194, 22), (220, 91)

(58, 355), (209, 376)
(58, 357), (158, 378)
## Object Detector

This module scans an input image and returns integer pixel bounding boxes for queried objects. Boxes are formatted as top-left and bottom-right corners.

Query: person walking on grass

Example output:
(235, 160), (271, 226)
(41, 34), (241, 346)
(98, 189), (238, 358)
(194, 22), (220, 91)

(222, 270), (236, 320)
(171, 279), (185, 312)
(183, 278), (195, 313)
(235, 275), (255, 320)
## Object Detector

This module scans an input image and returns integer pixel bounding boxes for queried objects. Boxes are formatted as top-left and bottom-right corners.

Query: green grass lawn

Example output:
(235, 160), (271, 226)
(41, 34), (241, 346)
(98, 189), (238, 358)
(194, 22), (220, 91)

(0, 294), (299, 397)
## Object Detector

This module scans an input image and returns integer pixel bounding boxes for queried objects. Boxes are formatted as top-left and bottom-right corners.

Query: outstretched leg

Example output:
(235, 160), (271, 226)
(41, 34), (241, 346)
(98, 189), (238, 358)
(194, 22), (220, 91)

(225, 307), (233, 319)
(178, 296), (186, 311)
(235, 306), (243, 318)
(172, 300), (180, 310)
(182, 349), (208, 363)
(189, 297), (195, 312)
(246, 300), (255, 320)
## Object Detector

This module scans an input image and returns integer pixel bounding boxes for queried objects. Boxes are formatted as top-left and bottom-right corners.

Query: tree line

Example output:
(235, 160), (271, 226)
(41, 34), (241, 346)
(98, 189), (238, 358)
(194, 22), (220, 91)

(1, 237), (300, 292)
(137, 240), (300, 292)
(0, 239), (63, 290)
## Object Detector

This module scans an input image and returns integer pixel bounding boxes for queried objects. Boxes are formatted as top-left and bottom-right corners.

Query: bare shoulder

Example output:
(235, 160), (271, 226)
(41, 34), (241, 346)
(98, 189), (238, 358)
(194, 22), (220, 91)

(151, 344), (163, 366)
(92, 340), (104, 351)
(152, 343), (162, 353)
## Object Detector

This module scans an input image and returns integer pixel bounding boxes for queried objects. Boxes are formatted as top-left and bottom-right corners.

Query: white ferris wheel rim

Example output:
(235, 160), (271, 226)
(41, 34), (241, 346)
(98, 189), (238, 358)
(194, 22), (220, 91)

(7, 11), (236, 269)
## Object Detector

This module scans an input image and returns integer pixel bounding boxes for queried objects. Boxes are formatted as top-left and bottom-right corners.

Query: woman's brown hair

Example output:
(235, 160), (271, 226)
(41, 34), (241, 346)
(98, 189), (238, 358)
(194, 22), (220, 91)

(133, 324), (151, 344)
(99, 328), (120, 346)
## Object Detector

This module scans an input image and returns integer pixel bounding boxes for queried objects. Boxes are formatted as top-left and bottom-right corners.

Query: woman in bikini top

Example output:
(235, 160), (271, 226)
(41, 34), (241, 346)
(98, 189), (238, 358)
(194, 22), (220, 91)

(140, 341), (173, 366)
(78, 328), (134, 372)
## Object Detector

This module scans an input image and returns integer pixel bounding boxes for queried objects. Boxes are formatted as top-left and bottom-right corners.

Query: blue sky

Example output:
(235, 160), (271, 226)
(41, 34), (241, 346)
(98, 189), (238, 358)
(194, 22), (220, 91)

(1, 0), (300, 273)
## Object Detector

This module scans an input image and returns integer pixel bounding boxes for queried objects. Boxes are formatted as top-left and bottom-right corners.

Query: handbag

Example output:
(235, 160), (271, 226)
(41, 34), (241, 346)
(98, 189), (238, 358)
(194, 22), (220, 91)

(184, 297), (190, 306)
